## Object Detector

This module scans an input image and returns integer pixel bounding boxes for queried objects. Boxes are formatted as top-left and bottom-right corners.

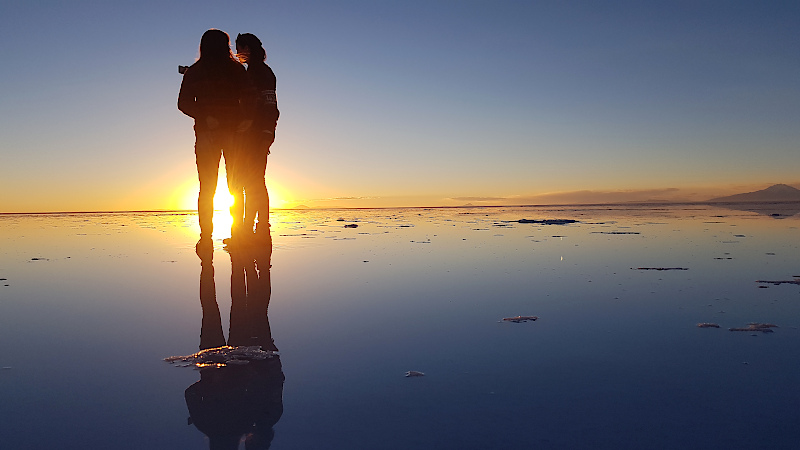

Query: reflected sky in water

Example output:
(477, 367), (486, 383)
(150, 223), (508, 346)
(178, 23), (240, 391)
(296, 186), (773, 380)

(1, 204), (799, 449)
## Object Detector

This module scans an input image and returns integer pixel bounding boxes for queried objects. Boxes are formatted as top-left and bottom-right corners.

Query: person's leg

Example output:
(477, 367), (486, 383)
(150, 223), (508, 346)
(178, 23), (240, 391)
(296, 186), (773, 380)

(227, 247), (250, 346)
(252, 131), (275, 235)
(241, 132), (258, 233)
(195, 131), (222, 240)
(198, 249), (225, 350)
(242, 132), (267, 232)
(223, 133), (245, 237)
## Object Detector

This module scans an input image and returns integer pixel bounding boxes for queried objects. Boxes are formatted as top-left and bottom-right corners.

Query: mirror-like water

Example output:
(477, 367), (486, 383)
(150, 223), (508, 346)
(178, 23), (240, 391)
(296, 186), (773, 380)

(1, 204), (799, 449)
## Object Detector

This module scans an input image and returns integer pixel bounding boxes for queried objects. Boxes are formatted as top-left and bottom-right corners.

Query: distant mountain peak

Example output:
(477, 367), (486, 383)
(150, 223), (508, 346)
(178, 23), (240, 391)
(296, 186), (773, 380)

(709, 184), (800, 203)
(763, 183), (798, 193)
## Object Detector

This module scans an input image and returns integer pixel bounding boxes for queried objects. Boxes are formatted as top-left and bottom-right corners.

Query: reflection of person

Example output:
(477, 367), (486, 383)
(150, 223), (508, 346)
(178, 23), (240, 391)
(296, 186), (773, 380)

(235, 33), (279, 241)
(187, 231), (283, 449)
(178, 29), (252, 246)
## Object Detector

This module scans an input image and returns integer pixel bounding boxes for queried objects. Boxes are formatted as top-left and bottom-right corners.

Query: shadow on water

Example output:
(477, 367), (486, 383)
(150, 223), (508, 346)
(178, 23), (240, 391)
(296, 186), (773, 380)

(188, 232), (284, 450)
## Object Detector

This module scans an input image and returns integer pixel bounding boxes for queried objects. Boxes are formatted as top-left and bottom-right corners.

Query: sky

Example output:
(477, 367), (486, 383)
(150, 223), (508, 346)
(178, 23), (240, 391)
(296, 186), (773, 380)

(1, 0), (798, 212)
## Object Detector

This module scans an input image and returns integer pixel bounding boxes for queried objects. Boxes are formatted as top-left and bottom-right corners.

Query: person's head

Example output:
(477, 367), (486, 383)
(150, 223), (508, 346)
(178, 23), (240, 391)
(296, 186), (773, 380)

(236, 33), (266, 63)
(199, 29), (235, 62)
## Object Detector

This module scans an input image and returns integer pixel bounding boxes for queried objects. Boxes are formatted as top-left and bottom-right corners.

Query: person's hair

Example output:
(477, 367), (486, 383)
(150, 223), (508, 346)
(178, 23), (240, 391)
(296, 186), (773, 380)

(198, 29), (236, 63)
(236, 33), (267, 62)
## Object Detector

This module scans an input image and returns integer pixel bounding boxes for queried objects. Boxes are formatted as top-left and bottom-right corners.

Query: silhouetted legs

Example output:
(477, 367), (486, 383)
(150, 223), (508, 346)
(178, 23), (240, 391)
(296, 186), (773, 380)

(195, 132), (222, 241)
(195, 129), (243, 241)
(227, 245), (248, 346)
(227, 231), (275, 350)
(243, 131), (274, 235)
(197, 245), (225, 350)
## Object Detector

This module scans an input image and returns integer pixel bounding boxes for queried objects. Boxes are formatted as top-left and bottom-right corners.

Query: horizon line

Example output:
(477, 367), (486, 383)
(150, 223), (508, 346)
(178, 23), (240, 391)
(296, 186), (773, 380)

(3, 200), (800, 215)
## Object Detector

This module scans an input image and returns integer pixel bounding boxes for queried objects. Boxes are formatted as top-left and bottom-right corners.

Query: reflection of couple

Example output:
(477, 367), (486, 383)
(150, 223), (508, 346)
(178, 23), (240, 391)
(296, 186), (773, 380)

(189, 231), (283, 449)
(179, 29), (279, 247)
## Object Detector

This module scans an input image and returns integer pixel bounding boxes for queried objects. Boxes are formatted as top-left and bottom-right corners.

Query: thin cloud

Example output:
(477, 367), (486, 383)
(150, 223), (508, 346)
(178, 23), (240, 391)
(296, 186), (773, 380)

(507, 188), (697, 205)
(449, 196), (508, 202)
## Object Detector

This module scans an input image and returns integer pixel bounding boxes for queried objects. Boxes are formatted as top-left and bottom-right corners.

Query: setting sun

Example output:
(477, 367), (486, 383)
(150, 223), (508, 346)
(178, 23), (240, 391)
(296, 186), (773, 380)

(213, 186), (235, 213)
(172, 167), (290, 214)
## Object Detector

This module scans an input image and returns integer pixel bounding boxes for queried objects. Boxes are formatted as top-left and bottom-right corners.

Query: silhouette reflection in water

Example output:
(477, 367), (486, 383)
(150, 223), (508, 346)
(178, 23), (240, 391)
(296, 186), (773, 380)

(188, 234), (283, 449)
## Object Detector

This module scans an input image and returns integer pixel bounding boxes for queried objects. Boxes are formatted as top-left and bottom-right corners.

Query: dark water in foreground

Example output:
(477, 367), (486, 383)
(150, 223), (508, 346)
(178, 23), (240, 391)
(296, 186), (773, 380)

(1, 204), (799, 449)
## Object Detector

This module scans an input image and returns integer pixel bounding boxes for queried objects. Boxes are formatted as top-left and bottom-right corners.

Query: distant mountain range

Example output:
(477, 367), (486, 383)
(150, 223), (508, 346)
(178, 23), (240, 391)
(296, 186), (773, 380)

(708, 184), (800, 202)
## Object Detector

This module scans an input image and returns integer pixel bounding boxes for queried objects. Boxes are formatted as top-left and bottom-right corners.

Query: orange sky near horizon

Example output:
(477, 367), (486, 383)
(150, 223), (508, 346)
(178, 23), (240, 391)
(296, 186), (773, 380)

(3, 176), (797, 214)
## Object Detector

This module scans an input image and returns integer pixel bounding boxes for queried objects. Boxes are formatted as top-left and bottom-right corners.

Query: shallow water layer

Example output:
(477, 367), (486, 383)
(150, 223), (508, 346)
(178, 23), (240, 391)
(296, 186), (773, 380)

(1, 204), (799, 449)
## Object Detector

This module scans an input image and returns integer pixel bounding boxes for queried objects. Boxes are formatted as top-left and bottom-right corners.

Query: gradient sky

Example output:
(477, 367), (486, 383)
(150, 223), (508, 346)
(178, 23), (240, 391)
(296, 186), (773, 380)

(1, 0), (798, 212)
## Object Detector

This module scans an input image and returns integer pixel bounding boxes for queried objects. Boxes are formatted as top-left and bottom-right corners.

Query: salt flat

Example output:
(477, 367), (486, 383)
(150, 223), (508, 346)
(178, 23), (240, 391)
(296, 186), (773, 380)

(1, 204), (799, 449)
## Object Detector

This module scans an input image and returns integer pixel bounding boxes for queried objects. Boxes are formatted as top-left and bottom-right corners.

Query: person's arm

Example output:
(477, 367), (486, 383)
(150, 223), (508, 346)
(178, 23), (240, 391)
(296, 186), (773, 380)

(178, 67), (201, 119)
(264, 65), (279, 127)
(236, 66), (256, 132)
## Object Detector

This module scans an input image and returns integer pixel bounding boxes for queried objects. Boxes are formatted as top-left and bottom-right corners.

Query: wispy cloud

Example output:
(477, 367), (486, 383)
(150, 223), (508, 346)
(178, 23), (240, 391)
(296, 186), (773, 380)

(511, 188), (690, 205)
(449, 196), (508, 202)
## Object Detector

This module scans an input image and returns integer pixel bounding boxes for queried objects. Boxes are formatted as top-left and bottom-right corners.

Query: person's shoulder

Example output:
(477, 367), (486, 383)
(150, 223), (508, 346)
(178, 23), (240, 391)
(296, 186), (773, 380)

(232, 62), (249, 80)
(254, 63), (276, 81)
(231, 60), (247, 72)
(182, 62), (201, 80)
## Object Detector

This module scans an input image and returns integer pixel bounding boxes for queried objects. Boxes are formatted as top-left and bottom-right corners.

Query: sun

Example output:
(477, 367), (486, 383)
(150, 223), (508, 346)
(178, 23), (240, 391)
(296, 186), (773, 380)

(172, 169), (291, 238)
(171, 170), (235, 212)
(213, 186), (235, 213)
(211, 179), (287, 211)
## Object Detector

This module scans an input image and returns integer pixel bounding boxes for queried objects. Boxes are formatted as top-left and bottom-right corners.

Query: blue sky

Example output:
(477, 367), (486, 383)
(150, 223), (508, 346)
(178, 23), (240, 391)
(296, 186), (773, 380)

(1, 0), (798, 212)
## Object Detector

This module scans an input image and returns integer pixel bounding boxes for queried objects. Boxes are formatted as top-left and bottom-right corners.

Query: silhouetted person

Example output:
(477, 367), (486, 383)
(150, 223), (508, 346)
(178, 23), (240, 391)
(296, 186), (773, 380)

(187, 231), (283, 449)
(179, 29), (253, 247)
(235, 33), (279, 241)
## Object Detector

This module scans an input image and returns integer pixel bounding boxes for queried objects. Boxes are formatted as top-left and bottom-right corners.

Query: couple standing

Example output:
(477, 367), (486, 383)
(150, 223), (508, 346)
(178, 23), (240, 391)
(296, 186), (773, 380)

(178, 29), (279, 248)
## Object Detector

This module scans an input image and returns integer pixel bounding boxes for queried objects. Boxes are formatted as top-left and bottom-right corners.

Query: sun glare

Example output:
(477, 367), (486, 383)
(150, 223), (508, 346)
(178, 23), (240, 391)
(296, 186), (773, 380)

(175, 170), (290, 212)
(174, 170), (236, 213)
(173, 169), (292, 239)
(213, 186), (235, 213)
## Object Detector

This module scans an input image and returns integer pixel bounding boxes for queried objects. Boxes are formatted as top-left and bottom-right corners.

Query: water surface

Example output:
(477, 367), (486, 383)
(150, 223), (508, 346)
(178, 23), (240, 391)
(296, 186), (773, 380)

(1, 204), (799, 449)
